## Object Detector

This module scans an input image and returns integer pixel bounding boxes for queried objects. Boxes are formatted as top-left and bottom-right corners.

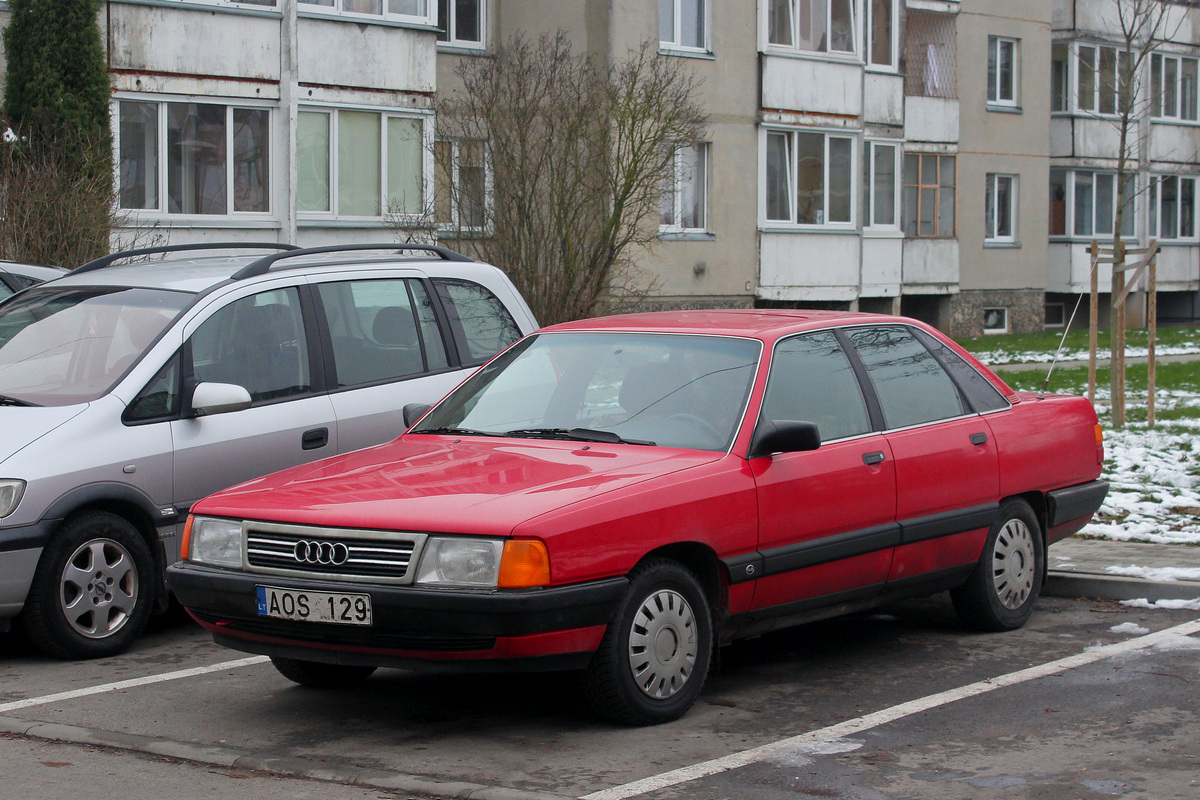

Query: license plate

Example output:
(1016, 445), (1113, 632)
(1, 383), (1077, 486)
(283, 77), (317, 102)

(256, 585), (372, 626)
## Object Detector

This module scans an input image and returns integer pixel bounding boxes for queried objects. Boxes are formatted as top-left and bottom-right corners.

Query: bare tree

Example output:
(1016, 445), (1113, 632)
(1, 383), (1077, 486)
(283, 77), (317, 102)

(429, 32), (706, 325)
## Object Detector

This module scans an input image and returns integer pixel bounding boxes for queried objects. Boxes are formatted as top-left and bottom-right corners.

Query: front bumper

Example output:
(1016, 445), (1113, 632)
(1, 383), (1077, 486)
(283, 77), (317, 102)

(167, 562), (627, 671)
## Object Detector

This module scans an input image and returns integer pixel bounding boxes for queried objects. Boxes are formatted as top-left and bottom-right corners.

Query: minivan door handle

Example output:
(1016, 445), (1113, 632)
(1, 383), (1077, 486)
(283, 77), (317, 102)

(862, 451), (886, 465)
(302, 427), (329, 450)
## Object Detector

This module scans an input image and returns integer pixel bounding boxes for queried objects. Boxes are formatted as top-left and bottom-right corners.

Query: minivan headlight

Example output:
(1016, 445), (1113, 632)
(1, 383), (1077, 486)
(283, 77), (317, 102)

(0, 480), (26, 518)
(186, 516), (243, 568)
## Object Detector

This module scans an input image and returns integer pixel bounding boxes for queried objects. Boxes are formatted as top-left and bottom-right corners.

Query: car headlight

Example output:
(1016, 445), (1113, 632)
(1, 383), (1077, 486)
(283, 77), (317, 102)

(415, 538), (505, 587)
(0, 480), (25, 518)
(185, 515), (243, 568)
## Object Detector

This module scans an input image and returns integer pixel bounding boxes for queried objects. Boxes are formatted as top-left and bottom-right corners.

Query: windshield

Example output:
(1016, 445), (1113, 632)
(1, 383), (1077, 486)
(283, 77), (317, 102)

(0, 286), (193, 406)
(414, 332), (761, 452)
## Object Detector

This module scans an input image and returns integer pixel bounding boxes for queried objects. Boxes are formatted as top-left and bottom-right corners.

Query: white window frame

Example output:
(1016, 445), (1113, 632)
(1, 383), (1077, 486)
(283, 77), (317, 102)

(435, 137), (492, 234)
(983, 308), (1009, 335)
(866, 0), (897, 71)
(660, 142), (709, 234)
(1075, 43), (1128, 117)
(298, 0), (435, 24)
(1148, 174), (1198, 241)
(761, 127), (856, 229)
(1150, 52), (1200, 122)
(864, 140), (900, 231)
(1050, 169), (1136, 240)
(987, 36), (1019, 108)
(113, 95), (275, 221)
(297, 105), (432, 222)
(984, 173), (1017, 244)
(764, 0), (860, 59)
(659, 0), (710, 55)
(437, 0), (485, 49)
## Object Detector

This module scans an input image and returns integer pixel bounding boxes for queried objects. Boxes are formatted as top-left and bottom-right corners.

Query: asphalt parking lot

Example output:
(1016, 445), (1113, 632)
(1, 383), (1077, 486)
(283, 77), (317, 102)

(3, 596), (1199, 800)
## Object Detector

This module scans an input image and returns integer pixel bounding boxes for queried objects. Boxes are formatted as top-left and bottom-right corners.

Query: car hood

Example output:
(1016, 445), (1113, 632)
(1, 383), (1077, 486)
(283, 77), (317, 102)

(194, 435), (724, 537)
(0, 405), (88, 466)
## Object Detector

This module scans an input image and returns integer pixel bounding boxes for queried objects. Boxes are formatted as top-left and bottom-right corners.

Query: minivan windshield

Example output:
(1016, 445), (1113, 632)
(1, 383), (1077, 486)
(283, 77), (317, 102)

(413, 332), (761, 452)
(0, 286), (193, 406)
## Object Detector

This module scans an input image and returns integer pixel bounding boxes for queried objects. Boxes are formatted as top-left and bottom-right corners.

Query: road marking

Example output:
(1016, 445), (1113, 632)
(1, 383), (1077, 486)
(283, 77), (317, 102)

(582, 618), (1200, 800)
(0, 655), (269, 714)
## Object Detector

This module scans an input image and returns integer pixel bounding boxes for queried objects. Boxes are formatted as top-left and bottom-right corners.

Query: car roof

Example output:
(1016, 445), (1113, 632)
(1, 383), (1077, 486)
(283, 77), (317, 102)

(0, 260), (70, 281)
(540, 309), (921, 341)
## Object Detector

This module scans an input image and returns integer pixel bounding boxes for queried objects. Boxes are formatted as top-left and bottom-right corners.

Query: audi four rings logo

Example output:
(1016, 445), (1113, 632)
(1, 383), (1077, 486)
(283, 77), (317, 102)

(293, 540), (350, 566)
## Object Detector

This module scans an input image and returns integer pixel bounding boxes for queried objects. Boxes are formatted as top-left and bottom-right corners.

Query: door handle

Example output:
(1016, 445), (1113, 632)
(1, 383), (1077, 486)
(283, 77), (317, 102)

(970, 432), (989, 446)
(302, 427), (329, 450)
(862, 451), (886, 465)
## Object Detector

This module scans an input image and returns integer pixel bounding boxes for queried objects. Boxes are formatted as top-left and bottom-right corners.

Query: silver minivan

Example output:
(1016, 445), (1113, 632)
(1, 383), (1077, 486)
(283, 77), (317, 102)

(0, 243), (537, 658)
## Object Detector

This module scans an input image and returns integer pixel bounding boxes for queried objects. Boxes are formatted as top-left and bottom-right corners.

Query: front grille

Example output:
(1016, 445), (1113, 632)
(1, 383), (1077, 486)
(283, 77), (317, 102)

(245, 524), (425, 583)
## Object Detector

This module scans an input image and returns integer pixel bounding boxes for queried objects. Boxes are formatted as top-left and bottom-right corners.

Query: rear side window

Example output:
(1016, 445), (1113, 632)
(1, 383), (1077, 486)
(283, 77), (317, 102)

(914, 329), (1010, 413)
(433, 278), (521, 365)
(761, 331), (872, 442)
(847, 326), (968, 430)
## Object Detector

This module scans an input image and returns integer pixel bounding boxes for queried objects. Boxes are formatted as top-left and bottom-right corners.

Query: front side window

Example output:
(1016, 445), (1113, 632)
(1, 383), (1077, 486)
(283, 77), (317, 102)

(1050, 169), (1135, 239)
(767, 0), (857, 56)
(1149, 175), (1198, 241)
(661, 143), (708, 232)
(985, 173), (1017, 244)
(764, 129), (854, 227)
(297, 108), (426, 218)
(117, 99), (270, 216)
(847, 326), (967, 430)
(660, 0), (708, 52)
(761, 331), (871, 442)
(902, 153), (955, 238)
(987, 36), (1018, 107)
(864, 141), (898, 229)
(1151, 53), (1200, 121)
(437, 0), (483, 47)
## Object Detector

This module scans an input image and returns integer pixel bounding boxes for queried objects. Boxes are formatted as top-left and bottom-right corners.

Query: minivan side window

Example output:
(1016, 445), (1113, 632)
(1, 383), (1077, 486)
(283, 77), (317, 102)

(189, 288), (311, 403)
(124, 352), (182, 423)
(761, 331), (872, 442)
(317, 279), (450, 388)
(433, 278), (522, 364)
(848, 326), (967, 429)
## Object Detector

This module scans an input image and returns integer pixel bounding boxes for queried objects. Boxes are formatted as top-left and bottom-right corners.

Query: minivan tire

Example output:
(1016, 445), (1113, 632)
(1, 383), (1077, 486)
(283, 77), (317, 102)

(22, 511), (155, 659)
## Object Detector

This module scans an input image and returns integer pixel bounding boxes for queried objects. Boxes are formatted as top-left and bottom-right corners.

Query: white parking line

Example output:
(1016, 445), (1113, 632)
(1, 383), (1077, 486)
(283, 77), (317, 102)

(0, 655), (269, 715)
(582, 618), (1200, 800)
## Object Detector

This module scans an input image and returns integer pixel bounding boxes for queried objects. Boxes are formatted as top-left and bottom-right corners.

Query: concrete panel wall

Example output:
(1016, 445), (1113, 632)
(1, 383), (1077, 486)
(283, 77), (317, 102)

(762, 57), (863, 117)
(760, 233), (861, 301)
(904, 97), (958, 142)
(109, 6), (280, 81)
(902, 237), (959, 288)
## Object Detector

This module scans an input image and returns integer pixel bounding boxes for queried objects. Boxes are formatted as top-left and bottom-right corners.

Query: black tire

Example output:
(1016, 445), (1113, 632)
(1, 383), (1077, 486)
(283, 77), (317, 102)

(270, 656), (377, 688)
(951, 499), (1044, 632)
(22, 511), (155, 659)
(581, 559), (713, 726)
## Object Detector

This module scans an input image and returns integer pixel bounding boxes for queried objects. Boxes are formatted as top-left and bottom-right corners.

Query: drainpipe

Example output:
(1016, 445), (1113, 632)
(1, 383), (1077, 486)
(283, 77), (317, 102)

(280, 0), (299, 245)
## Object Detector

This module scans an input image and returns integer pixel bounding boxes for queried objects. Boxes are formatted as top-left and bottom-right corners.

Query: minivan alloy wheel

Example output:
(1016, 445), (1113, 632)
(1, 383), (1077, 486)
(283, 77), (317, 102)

(60, 538), (139, 638)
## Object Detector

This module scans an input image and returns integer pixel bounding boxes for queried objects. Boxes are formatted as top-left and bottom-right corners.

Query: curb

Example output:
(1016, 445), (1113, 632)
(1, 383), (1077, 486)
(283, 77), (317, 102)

(1045, 571), (1200, 603)
(0, 714), (575, 800)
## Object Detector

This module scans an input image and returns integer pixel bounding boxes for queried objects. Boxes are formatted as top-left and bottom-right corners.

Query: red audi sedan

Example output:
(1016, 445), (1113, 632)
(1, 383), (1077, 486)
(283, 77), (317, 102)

(168, 310), (1107, 725)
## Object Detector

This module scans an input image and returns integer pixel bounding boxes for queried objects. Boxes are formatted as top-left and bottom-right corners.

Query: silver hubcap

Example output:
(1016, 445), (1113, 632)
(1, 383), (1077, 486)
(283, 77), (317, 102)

(627, 589), (698, 699)
(59, 538), (139, 639)
(992, 518), (1036, 610)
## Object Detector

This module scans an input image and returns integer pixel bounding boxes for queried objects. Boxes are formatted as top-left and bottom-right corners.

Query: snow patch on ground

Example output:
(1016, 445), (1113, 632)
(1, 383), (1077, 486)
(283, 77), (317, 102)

(1122, 598), (1200, 611)
(1105, 565), (1200, 581)
(1110, 622), (1150, 635)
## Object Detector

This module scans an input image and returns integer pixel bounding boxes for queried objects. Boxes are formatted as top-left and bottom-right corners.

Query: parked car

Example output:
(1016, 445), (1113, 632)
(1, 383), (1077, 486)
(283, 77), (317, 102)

(0, 243), (537, 659)
(0, 260), (69, 299)
(168, 310), (1107, 725)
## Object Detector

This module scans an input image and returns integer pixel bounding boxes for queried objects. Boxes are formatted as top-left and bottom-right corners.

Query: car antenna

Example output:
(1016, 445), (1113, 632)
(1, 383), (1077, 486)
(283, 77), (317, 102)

(1039, 294), (1085, 400)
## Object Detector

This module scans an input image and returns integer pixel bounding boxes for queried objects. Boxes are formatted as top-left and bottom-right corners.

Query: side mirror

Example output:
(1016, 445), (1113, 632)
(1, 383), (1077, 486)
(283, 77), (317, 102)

(191, 382), (253, 417)
(403, 403), (432, 428)
(748, 420), (821, 459)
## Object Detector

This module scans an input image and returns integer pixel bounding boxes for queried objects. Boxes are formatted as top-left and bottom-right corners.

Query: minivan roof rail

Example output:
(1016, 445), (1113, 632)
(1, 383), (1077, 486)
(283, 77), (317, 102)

(74, 243), (301, 274)
(230, 243), (473, 281)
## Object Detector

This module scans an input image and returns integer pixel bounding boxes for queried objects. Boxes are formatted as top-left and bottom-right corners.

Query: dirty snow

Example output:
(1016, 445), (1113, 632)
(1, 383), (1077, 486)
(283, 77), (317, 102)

(1122, 598), (1200, 611)
(1110, 622), (1151, 635)
(1105, 565), (1200, 581)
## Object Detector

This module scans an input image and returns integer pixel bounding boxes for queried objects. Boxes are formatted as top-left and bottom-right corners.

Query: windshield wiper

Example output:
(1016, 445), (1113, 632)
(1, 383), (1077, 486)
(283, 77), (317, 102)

(0, 394), (37, 407)
(505, 427), (655, 446)
(413, 426), (500, 437)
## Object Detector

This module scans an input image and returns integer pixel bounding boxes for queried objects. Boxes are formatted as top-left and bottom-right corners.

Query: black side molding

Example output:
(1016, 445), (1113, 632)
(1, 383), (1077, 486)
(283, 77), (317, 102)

(1048, 480), (1109, 527)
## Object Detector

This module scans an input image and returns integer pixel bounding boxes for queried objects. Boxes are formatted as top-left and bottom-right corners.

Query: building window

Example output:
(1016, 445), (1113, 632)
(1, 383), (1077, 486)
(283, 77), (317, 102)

(985, 174), (1017, 244)
(435, 138), (489, 231)
(767, 0), (857, 56)
(437, 0), (483, 47)
(1077, 44), (1129, 115)
(987, 36), (1018, 107)
(1150, 53), (1200, 121)
(983, 308), (1009, 334)
(1149, 175), (1198, 241)
(661, 143), (708, 232)
(905, 10), (957, 98)
(116, 99), (270, 216)
(297, 108), (426, 218)
(1045, 303), (1066, 329)
(867, 0), (896, 69)
(764, 129), (854, 227)
(299, 0), (433, 22)
(660, 0), (708, 53)
(902, 153), (955, 238)
(1051, 42), (1069, 112)
(1050, 169), (1136, 239)
(864, 141), (899, 229)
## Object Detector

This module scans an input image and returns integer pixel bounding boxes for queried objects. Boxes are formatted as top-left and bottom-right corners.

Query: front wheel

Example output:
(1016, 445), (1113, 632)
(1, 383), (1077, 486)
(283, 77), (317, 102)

(271, 657), (377, 688)
(22, 511), (155, 659)
(951, 499), (1044, 632)
(581, 559), (713, 725)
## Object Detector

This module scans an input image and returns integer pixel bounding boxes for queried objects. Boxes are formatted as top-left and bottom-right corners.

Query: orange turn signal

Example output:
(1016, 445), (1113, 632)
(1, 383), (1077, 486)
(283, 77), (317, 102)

(1095, 423), (1105, 464)
(180, 514), (195, 560)
(498, 539), (550, 588)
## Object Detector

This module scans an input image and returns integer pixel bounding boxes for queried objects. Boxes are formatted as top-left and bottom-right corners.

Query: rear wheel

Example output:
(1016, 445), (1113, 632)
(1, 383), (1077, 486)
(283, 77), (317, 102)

(271, 656), (377, 688)
(22, 511), (155, 659)
(952, 499), (1043, 632)
(581, 559), (712, 725)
